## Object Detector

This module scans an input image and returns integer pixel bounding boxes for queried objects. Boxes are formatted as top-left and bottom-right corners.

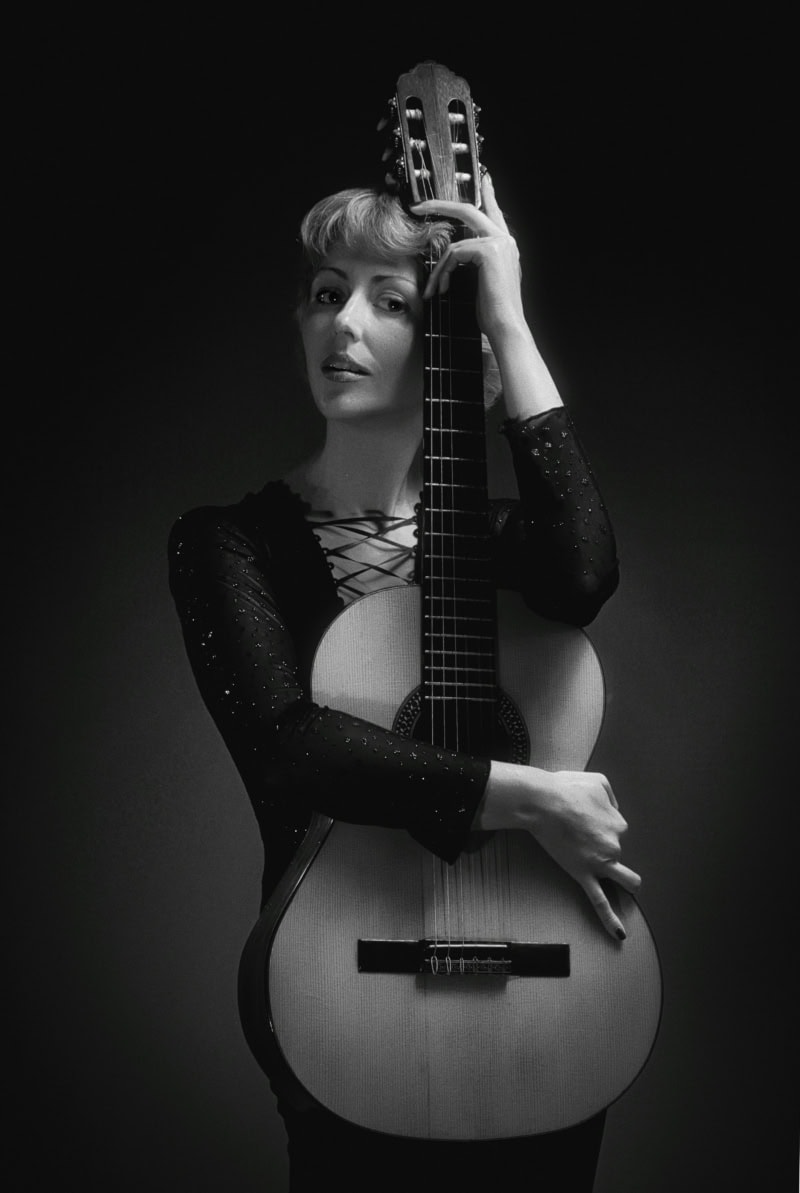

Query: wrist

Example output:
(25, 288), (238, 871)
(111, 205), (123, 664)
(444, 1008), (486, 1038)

(473, 760), (550, 831)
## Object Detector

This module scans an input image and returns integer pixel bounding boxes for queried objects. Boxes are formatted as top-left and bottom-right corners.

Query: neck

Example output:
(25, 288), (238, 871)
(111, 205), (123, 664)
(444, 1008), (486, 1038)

(289, 411), (423, 518)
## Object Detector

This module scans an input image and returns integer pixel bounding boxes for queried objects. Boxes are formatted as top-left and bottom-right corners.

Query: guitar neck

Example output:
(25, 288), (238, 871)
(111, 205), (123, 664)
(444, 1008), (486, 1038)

(421, 263), (497, 754)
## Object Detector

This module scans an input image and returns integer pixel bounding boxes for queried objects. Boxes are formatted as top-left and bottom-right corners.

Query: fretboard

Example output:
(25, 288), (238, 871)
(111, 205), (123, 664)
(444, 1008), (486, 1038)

(421, 263), (498, 756)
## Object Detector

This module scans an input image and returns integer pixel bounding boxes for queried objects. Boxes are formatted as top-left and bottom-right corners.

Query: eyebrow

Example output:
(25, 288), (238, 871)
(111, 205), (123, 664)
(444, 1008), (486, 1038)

(315, 266), (417, 286)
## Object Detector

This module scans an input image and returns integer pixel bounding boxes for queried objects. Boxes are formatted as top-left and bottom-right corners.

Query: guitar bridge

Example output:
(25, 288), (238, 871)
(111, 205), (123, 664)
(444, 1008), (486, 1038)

(357, 939), (570, 977)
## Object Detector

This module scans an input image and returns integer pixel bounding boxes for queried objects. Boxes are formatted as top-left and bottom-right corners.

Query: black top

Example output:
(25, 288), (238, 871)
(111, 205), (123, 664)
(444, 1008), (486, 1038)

(168, 407), (619, 905)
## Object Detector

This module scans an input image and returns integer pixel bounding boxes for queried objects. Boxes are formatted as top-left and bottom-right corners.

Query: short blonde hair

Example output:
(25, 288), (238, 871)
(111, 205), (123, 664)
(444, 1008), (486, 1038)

(297, 187), (502, 407)
(299, 188), (453, 286)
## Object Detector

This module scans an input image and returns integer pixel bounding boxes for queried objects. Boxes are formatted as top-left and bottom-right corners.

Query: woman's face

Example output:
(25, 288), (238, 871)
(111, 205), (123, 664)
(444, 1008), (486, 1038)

(299, 249), (424, 424)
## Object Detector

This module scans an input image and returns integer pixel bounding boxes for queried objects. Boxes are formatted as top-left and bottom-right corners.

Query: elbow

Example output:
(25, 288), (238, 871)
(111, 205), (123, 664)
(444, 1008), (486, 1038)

(524, 563), (620, 627)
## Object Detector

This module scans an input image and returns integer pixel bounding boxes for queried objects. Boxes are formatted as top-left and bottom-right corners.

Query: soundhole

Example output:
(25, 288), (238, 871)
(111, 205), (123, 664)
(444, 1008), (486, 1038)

(392, 687), (529, 766)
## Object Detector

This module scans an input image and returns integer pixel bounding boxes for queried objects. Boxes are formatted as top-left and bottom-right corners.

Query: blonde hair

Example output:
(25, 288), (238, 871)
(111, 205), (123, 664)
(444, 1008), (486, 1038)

(299, 188), (453, 284)
(297, 187), (502, 407)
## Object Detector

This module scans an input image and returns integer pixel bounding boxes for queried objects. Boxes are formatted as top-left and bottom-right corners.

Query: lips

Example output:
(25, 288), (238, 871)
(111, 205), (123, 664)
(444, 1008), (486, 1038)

(321, 353), (370, 378)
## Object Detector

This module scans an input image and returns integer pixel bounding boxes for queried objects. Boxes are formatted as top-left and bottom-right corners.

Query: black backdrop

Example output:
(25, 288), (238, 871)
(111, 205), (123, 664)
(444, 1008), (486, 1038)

(10, 14), (797, 1191)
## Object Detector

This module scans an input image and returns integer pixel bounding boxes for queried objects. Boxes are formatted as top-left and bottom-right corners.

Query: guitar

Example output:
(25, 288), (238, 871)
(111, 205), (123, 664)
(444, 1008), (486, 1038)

(238, 61), (661, 1140)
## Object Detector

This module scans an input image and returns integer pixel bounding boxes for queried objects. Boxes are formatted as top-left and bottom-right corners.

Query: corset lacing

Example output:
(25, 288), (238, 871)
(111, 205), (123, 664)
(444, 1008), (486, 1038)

(306, 512), (417, 605)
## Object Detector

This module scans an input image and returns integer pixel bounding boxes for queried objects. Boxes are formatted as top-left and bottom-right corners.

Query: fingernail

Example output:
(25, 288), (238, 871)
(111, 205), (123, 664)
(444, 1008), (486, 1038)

(615, 927), (626, 941)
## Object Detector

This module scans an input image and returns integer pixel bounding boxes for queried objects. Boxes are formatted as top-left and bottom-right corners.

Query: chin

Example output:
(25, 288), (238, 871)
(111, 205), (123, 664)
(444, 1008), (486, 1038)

(317, 393), (416, 423)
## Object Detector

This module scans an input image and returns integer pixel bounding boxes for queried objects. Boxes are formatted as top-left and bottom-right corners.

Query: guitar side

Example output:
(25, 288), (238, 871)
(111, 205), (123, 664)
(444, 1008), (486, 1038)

(239, 586), (662, 1140)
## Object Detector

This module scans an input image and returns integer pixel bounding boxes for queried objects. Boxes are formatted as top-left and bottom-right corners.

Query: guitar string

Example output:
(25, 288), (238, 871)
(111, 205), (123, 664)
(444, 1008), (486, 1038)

(450, 109), (473, 962)
(419, 98), (500, 967)
(451, 140), (467, 961)
(452, 110), (473, 964)
(416, 94), (516, 970)
(412, 111), (446, 965)
(420, 101), (460, 964)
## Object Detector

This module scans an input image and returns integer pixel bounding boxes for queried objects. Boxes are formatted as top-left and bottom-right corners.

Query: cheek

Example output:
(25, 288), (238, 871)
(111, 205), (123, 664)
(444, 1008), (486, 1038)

(391, 325), (423, 371)
(298, 316), (325, 375)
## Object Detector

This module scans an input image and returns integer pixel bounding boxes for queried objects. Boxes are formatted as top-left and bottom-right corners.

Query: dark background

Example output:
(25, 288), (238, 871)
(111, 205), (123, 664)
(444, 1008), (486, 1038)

(10, 14), (797, 1191)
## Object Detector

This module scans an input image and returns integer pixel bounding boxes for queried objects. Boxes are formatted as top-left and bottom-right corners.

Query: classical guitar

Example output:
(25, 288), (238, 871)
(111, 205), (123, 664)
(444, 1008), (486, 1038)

(238, 61), (661, 1139)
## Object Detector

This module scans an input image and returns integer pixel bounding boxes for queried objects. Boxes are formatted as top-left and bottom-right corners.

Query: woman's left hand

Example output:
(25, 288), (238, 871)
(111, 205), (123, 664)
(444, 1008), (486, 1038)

(410, 173), (527, 347)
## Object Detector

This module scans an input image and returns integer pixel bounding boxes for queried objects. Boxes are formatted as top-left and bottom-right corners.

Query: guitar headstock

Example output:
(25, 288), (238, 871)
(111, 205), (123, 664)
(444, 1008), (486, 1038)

(380, 61), (483, 207)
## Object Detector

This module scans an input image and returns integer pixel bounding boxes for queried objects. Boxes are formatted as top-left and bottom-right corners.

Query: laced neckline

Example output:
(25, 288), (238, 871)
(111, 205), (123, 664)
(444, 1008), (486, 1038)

(304, 509), (418, 604)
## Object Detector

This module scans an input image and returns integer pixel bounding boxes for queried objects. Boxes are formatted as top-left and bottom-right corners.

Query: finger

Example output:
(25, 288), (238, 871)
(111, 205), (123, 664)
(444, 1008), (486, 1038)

(603, 861), (642, 893)
(583, 876), (628, 941)
(410, 198), (499, 238)
(423, 251), (459, 299)
(480, 172), (510, 232)
(422, 240), (485, 299)
(599, 774), (618, 809)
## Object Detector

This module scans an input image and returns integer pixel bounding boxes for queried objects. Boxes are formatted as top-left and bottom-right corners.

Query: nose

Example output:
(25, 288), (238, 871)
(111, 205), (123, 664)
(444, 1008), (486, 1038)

(332, 292), (366, 340)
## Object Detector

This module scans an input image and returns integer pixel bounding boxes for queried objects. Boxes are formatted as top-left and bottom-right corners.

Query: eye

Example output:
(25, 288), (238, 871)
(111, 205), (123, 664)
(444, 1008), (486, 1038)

(312, 286), (342, 306)
(376, 293), (413, 315)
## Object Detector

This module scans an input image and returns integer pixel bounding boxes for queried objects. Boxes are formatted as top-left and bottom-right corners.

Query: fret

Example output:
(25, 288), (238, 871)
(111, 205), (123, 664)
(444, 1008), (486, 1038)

(428, 667), (496, 677)
(426, 661), (496, 670)
(425, 454), (479, 462)
(428, 685), (498, 695)
(425, 570), (492, 579)
(424, 331), (481, 340)
(424, 426), (484, 435)
(424, 545), (490, 554)
(425, 648), (493, 658)
(425, 480), (484, 490)
(424, 366), (483, 375)
(424, 625), (493, 634)
(425, 571), (490, 583)
(424, 627), (494, 637)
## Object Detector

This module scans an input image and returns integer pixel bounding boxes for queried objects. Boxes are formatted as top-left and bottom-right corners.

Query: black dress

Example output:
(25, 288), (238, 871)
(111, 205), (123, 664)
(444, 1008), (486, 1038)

(168, 407), (620, 1192)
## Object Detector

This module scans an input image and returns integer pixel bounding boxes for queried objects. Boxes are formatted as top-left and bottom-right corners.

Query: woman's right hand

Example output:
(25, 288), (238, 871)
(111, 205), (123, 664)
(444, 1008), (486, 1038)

(474, 760), (642, 940)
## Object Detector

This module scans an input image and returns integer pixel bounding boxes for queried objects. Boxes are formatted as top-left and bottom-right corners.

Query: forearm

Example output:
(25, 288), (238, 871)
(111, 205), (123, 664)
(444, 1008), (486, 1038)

(493, 408), (620, 624)
(489, 320), (563, 420)
(168, 506), (489, 858)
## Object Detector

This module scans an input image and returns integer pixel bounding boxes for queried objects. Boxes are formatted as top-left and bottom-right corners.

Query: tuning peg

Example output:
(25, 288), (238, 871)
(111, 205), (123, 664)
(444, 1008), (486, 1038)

(376, 97), (398, 131)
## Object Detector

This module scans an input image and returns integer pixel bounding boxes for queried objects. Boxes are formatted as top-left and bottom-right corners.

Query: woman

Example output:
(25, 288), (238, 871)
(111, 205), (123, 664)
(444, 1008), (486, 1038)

(169, 174), (637, 1191)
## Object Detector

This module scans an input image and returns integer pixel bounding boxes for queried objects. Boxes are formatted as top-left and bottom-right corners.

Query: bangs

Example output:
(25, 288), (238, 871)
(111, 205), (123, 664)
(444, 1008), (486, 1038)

(299, 189), (453, 274)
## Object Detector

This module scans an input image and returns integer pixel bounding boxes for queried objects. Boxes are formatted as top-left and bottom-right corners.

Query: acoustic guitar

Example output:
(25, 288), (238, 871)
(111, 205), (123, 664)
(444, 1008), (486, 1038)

(238, 60), (661, 1140)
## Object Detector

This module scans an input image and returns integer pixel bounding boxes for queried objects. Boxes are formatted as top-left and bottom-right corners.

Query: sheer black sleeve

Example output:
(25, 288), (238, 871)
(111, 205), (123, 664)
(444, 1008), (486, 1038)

(168, 499), (490, 891)
(490, 406), (619, 625)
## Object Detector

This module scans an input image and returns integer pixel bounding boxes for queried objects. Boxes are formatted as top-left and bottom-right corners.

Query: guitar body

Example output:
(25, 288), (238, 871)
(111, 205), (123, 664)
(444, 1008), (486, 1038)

(239, 586), (662, 1139)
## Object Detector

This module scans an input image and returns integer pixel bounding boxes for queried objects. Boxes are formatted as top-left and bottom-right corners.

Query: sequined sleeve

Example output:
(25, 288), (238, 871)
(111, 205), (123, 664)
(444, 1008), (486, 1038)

(168, 505), (490, 890)
(492, 406), (619, 624)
